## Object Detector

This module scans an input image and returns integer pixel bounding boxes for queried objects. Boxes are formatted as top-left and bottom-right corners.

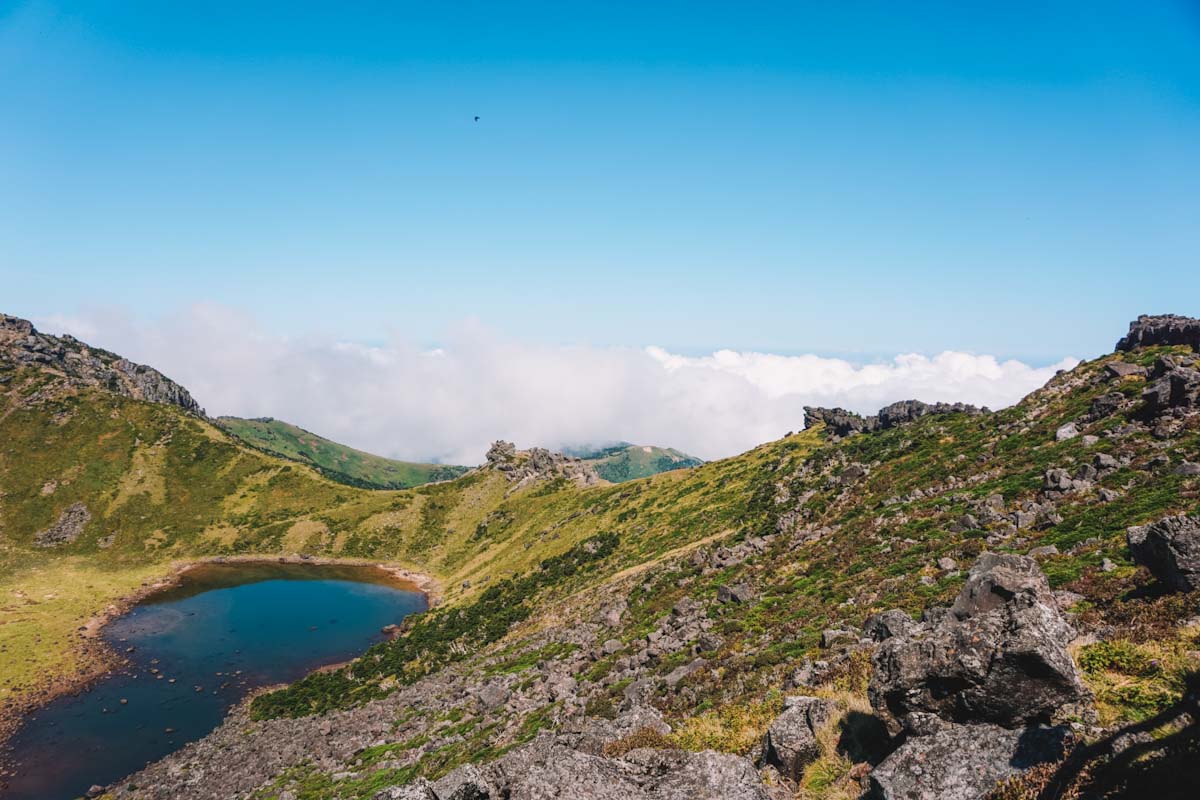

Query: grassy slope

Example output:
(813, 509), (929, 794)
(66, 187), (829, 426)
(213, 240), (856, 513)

(0, 366), (760, 708)
(566, 442), (704, 482)
(216, 416), (469, 489)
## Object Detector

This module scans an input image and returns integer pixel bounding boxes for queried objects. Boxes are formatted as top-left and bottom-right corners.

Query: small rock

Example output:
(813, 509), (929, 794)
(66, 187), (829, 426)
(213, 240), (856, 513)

(1055, 422), (1079, 442)
(717, 582), (755, 604)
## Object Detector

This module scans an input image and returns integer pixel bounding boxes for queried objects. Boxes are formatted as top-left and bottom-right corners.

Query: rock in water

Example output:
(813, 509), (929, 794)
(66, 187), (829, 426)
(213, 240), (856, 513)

(1127, 515), (1200, 592)
(869, 553), (1088, 729)
(868, 723), (1072, 800)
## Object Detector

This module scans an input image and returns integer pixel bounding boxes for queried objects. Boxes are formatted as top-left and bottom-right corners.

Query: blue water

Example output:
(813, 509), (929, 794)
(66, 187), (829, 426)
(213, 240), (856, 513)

(1, 562), (427, 800)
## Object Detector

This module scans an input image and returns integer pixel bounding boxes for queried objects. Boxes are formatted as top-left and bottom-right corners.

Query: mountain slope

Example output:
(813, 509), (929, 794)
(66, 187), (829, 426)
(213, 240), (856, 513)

(217, 416), (469, 489)
(564, 442), (704, 482)
(3, 313), (1200, 799)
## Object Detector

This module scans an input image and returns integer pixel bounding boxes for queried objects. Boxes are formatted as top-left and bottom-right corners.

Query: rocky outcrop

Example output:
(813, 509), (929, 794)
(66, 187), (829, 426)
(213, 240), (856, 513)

(1139, 355), (1200, 426)
(867, 723), (1072, 800)
(1127, 515), (1200, 592)
(377, 723), (770, 800)
(1116, 313), (1200, 352)
(485, 440), (602, 487)
(0, 313), (203, 415)
(804, 400), (988, 439)
(33, 502), (91, 547)
(869, 553), (1088, 730)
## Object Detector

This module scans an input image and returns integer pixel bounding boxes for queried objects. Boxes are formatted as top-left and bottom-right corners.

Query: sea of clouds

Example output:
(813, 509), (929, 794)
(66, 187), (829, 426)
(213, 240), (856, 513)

(40, 305), (1077, 466)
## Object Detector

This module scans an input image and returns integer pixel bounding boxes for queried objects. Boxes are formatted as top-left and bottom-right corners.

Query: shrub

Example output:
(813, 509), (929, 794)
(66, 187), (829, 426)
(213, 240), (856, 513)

(601, 726), (673, 757)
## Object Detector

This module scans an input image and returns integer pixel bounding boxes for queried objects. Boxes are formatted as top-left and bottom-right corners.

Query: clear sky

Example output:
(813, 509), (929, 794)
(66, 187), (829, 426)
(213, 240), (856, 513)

(2, 1), (1199, 362)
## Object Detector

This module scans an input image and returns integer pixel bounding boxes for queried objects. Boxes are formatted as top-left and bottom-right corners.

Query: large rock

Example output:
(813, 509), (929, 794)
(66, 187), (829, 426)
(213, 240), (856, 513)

(867, 723), (1072, 800)
(407, 735), (770, 800)
(1116, 313), (1200, 352)
(1140, 358), (1200, 420)
(869, 553), (1089, 730)
(1127, 515), (1200, 592)
(760, 696), (833, 781)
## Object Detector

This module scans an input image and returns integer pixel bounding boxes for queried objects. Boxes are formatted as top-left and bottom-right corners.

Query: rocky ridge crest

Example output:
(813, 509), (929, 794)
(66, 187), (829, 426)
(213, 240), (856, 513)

(0, 313), (203, 415)
(803, 399), (989, 439)
(484, 440), (602, 487)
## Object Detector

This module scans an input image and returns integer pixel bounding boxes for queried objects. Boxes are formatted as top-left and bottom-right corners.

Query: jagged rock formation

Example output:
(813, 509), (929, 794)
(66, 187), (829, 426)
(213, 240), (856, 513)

(804, 399), (988, 439)
(485, 440), (602, 487)
(865, 554), (1088, 799)
(1116, 313), (1200, 352)
(869, 553), (1088, 730)
(1127, 515), (1200, 592)
(0, 313), (203, 415)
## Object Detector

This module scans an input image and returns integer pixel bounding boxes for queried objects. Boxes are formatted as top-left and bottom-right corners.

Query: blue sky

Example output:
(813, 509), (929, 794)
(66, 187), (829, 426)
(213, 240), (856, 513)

(2, 0), (1198, 362)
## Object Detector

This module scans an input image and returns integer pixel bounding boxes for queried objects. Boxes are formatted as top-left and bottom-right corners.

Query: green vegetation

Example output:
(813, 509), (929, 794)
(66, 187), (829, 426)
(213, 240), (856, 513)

(565, 442), (704, 482)
(218, 416), (468, 489)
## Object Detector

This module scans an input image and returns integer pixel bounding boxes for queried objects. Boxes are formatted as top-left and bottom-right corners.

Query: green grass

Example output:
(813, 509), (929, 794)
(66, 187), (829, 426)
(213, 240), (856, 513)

(217, 416), (469, 489)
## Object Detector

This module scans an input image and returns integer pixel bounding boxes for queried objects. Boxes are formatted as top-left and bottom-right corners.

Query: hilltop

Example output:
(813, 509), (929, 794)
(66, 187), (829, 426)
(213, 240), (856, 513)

(1, 313), (1199, 799)
(563, 442), (705, 483)
(217, 416), (470, 489)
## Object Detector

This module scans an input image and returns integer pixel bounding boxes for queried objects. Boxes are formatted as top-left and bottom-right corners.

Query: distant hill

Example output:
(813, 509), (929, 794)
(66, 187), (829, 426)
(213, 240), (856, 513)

(564, 442), (704, 482)
(216, 416), (469, 489)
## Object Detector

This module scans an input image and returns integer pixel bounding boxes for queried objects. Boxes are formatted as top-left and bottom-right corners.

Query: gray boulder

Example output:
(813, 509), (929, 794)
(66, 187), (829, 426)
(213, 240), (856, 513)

(868, 723), (1072, 800)
(716, 582), (755, 604)
(1055, 422), (1079, 441)
(869, 553), (1089, 730)
(1127, 515), (1200, 591)
(1105, 361), (1148, 380)
(863, 610), (918, 643)
(374, 780), (438, 800)
(760, 696), (832, 781)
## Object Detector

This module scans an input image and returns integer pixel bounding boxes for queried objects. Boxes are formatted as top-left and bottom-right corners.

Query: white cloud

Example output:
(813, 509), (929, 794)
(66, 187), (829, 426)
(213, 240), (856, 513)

(37, 306), (1077, 465)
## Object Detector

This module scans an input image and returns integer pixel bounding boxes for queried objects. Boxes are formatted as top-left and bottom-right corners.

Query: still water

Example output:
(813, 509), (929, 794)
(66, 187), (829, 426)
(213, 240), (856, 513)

(2, 562), (427, 800)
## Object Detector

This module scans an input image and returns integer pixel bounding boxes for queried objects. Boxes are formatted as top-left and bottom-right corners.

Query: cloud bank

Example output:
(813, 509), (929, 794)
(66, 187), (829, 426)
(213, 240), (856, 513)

(40, 306), (1077, 465)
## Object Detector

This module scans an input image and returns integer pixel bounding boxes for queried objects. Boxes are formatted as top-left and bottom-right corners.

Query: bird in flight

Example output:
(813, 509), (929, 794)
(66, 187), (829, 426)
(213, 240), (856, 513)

(474, 115), (480, 122)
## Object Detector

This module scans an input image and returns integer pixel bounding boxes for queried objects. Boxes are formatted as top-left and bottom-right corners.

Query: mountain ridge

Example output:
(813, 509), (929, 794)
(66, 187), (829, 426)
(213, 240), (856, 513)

(1, 312), (1198, 799)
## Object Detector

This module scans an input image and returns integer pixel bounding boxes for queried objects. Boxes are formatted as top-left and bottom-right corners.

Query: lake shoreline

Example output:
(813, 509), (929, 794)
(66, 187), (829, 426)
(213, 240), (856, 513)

(0, 555), (438, 761)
